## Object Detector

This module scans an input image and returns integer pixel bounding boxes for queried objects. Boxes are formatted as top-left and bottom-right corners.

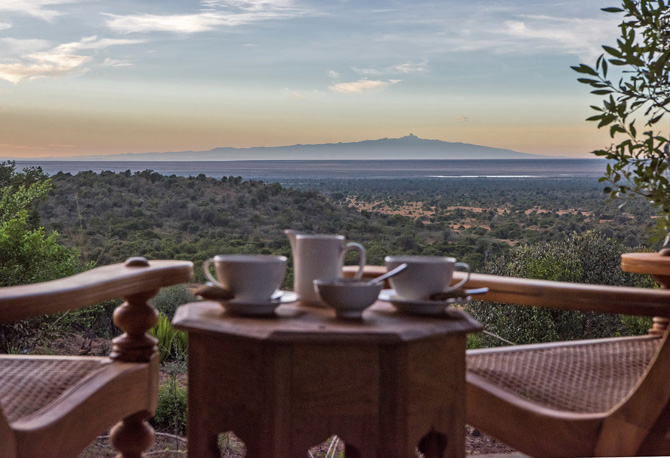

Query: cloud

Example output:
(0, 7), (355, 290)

(0, 21), (10, 30)
(328, 70), (340, 79)
(329, 79), (399, 94)
(498, 15), (618, 60)
(58, 36), (143, 52)
(103, 12), (228, 34)
(283, 87), (325, 99)
(457, 116), (470, 123)
(289, 90), (306, 99)
(363, 4), (618, 63)
(0, 57), (89, 84)
(0, 143), (45, 150)
(0, 38), (51, 56)
(202, 0), (296, 11)
(103, 57), (132, 67)
(104, 0), (308, 34)
(0, 0), (78, 22)
(392, 61), (428, 74)
(0, 35), (143, 83)
(441, 13), (619, 61)
(354, 61), (428, 75)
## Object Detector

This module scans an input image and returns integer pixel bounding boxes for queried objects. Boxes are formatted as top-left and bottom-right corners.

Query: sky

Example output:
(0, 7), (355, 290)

(0, 0), (621, 159)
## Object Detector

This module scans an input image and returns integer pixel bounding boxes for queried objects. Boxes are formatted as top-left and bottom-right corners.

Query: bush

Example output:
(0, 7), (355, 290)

(149, 284), (195, 319)
(148, 315), (188, 363)
(151, 377), (187, 435)
(466, 231), (655, 346)
(0, 162), (85, 352)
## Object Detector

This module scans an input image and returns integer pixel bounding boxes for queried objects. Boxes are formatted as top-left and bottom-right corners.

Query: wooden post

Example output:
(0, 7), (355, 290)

(621, 250), (670, 336)
(110, 411), (155, 458)
(649, 249), (670, 335)
(109, 257), (160, 457)
(110, 258), (160, 362)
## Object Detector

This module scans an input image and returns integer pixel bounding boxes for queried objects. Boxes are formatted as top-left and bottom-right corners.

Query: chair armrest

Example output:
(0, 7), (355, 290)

(345, 265), (670, 317)
(0, 258), (194, 322)
(462, 272), (670, 317)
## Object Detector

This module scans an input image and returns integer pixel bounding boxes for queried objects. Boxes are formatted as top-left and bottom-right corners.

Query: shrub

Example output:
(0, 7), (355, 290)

(149, 284), (195, 319)
(148, 315), (188, 363)
(467, 231), (655, 346)
(151, 376), (187, 435)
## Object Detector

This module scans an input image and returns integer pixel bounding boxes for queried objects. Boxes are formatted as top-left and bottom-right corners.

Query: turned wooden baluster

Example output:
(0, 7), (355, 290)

(621, 249), (670, 336)
(649, 248), (670, 336)
(109, 257), (160, 458)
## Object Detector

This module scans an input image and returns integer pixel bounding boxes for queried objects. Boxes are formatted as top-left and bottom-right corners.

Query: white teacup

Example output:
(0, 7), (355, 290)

(203, 254), (287, 302)
(384, 255), (470, 300)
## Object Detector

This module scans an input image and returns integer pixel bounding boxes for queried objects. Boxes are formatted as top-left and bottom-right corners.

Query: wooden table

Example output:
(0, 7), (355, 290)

(173, 300), (482, 458)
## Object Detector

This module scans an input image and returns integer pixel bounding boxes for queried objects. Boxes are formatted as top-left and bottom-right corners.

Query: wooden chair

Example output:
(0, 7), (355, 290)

(347, 264), (670, 457)
(0, 257), (193, 458)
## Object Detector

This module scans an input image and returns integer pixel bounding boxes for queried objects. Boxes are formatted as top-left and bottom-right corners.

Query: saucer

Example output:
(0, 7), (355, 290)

(379, 288), (487, 316)
(219, 290), (298, 316)
(385, 295), (465, 315)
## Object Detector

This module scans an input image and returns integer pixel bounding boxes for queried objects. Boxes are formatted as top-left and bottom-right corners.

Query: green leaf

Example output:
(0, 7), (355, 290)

(571, 64), (599, 76)
(601, 7), (624, 12)
(591, 89), (613, 95)
(577, 78), (600, 84)
(610, 125), (626, 137)
(602, 46), (622, 58)
(649, 113), (664, 125)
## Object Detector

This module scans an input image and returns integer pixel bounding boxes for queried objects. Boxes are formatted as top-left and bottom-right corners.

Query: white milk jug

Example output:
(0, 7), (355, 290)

(286, 229), (366, 305)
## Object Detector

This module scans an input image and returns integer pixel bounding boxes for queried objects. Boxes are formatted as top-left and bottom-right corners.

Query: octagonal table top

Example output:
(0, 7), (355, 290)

(173, 300), (482, 344)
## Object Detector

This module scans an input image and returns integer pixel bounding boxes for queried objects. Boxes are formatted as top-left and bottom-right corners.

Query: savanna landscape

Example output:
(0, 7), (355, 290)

(2, 0), (670, 455)
(0, 160), (660, 456)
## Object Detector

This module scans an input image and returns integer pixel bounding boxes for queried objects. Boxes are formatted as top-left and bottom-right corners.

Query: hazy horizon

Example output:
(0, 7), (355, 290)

(1, 133), (559, 161)
(0, 1), (618, 159)
(10, 158), (607, 181)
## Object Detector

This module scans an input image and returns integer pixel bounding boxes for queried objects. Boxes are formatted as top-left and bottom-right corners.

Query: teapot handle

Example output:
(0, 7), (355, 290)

(344, 242), (367, 280)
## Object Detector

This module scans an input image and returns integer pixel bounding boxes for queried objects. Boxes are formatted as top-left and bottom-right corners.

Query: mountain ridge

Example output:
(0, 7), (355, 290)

(6, 134), (555, 161)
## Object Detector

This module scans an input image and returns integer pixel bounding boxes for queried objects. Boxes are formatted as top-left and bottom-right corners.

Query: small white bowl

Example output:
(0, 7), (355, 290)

(313, 278), (383, 319)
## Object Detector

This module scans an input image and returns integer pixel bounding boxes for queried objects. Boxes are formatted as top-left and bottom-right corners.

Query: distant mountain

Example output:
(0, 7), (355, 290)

(17, 134), (553, 161)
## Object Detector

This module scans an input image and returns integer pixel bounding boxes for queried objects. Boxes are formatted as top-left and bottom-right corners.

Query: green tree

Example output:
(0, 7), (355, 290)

(0, 162), (80, 286)
(573, 0), (670, 240)
(0, 162), (82, 351)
